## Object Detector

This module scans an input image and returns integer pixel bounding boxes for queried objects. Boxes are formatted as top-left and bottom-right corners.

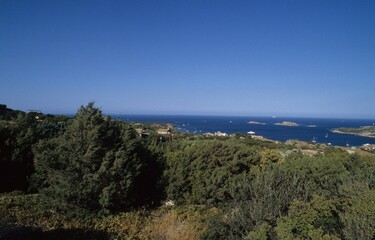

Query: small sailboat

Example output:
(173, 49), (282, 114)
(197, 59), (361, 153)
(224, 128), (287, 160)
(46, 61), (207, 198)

(312, 137), (317, 143)
(346, 141), (350, 147)
(325, 133), (328, 138)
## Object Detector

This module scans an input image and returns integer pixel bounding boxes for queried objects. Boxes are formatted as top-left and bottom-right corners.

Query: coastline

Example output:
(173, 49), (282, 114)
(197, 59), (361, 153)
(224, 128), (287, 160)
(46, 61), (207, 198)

(123, 115), (375, 147)
(331, 129), (375, 139)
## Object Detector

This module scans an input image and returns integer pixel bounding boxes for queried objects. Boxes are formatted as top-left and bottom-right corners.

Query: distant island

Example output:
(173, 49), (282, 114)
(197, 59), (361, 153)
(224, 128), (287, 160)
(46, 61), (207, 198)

(248, 121), (266, 125)
(274, 121), (299, 127)
(332, 126), (375, 138)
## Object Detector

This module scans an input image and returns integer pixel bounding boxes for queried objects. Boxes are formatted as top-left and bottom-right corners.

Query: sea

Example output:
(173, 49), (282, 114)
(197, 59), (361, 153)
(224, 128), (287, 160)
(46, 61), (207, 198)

(113, 115), (375, 147)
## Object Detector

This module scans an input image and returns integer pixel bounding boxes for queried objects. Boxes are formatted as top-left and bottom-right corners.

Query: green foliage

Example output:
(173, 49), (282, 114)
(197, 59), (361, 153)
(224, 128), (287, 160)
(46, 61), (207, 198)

(245, 223), (272, 240)
(34, 103), (161, 214)
(165, 140), (261, 206)
(199, 208), (239, 240)
(233, 166), (310, 223)
(344, 155), (375, 188)
(0, 104), (23, 120)
(201, 166), (310, 239)
(339, 182), (375, 240)
(281, 154), (350, 197)
(36, 114), (69, 139)
(259, 148), (283, 169)
(0, 108), (69, 192)
(275, 195), (340, 239)
(0, 113), (40, 192)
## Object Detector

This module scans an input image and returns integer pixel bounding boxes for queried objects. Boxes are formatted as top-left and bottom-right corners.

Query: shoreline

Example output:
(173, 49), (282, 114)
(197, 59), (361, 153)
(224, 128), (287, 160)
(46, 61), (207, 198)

(331, 129), (375, 139)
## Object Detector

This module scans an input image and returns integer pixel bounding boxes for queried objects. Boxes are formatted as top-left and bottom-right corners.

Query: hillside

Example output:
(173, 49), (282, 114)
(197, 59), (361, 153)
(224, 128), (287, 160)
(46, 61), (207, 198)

(0, 103), (375, 240)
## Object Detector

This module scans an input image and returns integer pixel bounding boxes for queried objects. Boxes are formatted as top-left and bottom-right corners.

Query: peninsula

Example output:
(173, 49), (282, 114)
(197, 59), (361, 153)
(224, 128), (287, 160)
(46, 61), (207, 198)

(332, 126), (375, 138)
(274, 121), (299, 127)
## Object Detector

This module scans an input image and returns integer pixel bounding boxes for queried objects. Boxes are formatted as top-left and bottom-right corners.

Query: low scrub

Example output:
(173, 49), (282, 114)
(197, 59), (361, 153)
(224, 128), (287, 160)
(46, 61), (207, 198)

(0, 192), (209, 240)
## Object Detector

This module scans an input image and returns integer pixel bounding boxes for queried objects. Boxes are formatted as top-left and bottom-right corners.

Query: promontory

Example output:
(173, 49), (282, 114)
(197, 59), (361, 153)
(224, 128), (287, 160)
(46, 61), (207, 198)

(332, 126), (375, 138)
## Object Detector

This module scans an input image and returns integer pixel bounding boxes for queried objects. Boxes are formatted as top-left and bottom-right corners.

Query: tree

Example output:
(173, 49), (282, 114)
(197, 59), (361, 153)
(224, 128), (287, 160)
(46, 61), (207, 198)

(34, 103), (160, 214)
(0, 107), (69, 193)
(0, 112), (39, 192)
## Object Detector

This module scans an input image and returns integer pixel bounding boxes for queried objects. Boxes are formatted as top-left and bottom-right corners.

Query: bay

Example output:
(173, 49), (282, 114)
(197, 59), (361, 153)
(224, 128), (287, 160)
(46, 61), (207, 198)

(113, 115), (375, 147)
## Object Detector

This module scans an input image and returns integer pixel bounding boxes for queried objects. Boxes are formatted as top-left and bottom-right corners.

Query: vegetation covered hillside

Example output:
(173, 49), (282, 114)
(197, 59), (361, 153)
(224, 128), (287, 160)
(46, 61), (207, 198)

(0, 104), (70, 192)
(0, 103), (375, 239)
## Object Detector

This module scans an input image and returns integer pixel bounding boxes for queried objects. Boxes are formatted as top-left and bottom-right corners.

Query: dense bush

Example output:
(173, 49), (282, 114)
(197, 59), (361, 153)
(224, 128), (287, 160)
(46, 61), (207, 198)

(339, 182), (375, 240)
(280, 153), (350, 197)
(165, 140), (262, 206)
(0, 106), (69, 193)
(33, 103), (162, 214)
(200, 151), (375, 240)
(275, 195), (340, 239)
(201, 166), (311, 239)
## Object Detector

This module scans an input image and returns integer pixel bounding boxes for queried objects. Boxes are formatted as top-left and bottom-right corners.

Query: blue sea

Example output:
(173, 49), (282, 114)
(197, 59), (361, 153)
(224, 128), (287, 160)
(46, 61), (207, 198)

(114, 115), (375, 147)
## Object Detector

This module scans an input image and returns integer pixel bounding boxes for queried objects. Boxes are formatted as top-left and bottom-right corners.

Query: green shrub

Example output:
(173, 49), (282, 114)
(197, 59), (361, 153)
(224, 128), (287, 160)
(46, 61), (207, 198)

(201, 166), (310, 239)
(339, 182), (375, 240)
(33, 103), (161, 215)
(165, 140), (261, 206)
(275, 195), (340, 239)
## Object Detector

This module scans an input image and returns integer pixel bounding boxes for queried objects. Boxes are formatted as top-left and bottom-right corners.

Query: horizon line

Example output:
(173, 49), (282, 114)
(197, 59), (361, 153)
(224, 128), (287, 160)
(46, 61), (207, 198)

(48, 112), (375, 121)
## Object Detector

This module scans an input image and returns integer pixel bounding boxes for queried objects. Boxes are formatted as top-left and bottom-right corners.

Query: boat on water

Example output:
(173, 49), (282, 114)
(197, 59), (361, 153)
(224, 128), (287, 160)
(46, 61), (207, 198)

(312, 137), (317, 143)
(247, 131), (256, 135)
(325, 133), (328, 138)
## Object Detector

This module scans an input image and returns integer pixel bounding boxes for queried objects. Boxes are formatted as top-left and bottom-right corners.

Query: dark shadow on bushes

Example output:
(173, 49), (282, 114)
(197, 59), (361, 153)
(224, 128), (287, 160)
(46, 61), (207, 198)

(39, 228), (109, 240)
(0, 161), (32, 193)
(0, 224), (109, 240)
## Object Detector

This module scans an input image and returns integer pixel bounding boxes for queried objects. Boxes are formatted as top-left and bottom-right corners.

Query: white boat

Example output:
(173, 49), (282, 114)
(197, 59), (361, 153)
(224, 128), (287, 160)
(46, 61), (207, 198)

(325, 133), (328, 138)
(247, 131), (256, 135)
(312, 137), (317, 143)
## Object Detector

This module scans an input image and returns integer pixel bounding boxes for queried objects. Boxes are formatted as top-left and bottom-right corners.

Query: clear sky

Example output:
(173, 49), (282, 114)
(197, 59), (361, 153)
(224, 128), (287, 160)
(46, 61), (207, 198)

(1, 0), (374, 118)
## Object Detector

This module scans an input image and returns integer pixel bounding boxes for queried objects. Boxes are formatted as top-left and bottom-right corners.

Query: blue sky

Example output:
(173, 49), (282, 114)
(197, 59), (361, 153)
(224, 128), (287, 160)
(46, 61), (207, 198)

(1, 0), (374, 118)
